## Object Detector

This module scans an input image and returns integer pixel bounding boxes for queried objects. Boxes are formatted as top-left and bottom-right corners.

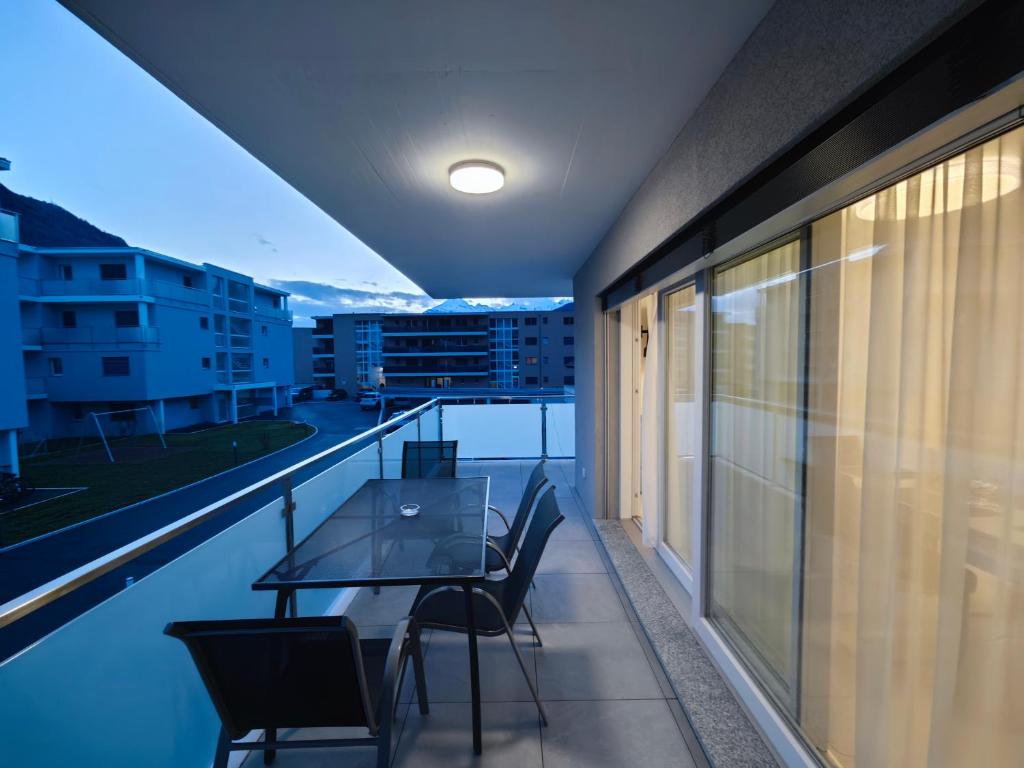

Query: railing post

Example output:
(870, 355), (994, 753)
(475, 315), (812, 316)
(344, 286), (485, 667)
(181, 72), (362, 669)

(281, 476), (297, 617)
(438, 401), (444, 443)
(540, 401), (548, 460)
(377, 432), (384, 479)
(416, 411), (421, 442)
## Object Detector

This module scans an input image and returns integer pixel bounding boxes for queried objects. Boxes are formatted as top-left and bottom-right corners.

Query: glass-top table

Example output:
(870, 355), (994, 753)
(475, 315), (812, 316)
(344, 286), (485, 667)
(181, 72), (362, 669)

(252, 476), (491, 754)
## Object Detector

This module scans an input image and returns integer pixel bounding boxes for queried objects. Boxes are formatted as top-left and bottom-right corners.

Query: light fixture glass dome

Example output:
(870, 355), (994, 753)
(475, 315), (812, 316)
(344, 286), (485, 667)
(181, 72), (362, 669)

(449, 160), (504, 194)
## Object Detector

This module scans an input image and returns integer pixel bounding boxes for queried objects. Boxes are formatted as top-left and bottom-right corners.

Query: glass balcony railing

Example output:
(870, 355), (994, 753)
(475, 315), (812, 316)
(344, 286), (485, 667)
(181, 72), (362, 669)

(0, 209), (18, 243)
(0, 399), (573, 767)
(36, 277), (149, 297)
(253, 304), (292, 321)
(24, 376), (47, 397)
(39, 326), (161, 346)
(21, 327), (41, 347)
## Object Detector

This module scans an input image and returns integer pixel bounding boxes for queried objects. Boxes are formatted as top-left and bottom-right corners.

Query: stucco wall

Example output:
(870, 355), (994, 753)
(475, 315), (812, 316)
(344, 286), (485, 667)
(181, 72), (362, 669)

(571, 0), (971, 517)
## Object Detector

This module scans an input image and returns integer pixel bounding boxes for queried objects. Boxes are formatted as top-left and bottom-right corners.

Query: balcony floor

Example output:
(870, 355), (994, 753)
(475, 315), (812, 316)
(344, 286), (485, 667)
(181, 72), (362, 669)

(241, 460), (702, 768)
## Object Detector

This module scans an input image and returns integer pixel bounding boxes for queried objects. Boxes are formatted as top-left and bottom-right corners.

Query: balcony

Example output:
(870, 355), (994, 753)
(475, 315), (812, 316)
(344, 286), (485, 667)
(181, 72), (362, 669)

(253, 304), (292, 321)
(24, 376), (47, 399)
(21, 327), (42, 348)
(383, 343), (489, 356)
(0, 209), (18, 243)
(148, 279), (212, 307)
(31, 277), (151, 300)
(39, 326), (160, 347)
(0, 400), (695, 768)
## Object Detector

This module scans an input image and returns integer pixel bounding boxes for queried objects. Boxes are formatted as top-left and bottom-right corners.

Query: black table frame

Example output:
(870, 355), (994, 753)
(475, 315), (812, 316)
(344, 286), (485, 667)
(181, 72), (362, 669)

(252, 477), (490, 755)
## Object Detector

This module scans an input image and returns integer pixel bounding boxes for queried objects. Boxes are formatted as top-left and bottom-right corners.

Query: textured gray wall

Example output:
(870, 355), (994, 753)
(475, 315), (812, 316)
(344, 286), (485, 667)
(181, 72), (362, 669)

(571, 0), (972, 517)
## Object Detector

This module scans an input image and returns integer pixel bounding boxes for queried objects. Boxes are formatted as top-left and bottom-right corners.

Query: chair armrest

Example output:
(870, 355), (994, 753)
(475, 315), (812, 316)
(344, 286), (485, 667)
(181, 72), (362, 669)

(378, 617), (420, 724)
(488, 504), (512, 533)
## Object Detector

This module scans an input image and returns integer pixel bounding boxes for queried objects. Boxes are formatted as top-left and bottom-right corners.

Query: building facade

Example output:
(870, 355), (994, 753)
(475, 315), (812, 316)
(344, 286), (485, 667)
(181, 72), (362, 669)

(0, 209), (27, 474)
(308, 304), (574, 393)
(9, 241), (293, 452)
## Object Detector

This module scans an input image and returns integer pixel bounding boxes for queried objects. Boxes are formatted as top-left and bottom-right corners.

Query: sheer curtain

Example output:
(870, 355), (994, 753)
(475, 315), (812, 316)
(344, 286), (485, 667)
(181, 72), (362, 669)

(664, 285), (698, 566)
(802, 125), (1023, 767)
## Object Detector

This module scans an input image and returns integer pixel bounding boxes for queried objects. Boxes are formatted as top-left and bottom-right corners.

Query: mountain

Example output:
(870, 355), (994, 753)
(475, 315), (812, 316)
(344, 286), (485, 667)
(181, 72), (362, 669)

(0, 183), (127, 248)
(425, 297), (571, 314)
(425, 298), (492, 314)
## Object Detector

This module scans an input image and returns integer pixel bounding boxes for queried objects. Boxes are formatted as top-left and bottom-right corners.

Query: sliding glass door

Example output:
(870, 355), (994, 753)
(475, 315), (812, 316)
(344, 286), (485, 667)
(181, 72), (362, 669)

(704, 124), (1024, 766)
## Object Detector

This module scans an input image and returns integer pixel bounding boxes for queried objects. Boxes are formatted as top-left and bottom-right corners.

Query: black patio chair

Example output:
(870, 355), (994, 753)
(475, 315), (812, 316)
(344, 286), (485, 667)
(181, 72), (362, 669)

(164, 615), (428, 768)
(401, 440), (458, 479)
(427, 460), (549, 642)
(411, 486), (564, 725)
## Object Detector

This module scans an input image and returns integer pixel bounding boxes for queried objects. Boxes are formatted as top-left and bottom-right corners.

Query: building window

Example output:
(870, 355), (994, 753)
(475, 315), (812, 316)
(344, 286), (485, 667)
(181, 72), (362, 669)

(524, 317), (537, 326)
(543, 376), (549, 383)
(201, 357), (211, 369)
(525, 336), (538, 346)
(262, 357), (269, 368)
(525, 376), (538, 385)
(61, 310), (76, 328)
(49, 357), (63, 376)
(563, 336), (574, 345)
(563, 316), (574, 325)
(261, 325), (268, 336)
(189, 396), (200, 409)
(563, 355), (574, 367)
(115, 309), (140, 327)
(100, 263), (128, 280)
(199, 316), (209, 330)
(542, 317), (548, 324)
(563, 375), (574, 385)
(102, 356), (130, 376)
(183, 275), (193, 288)
(542, 336), (550, 346)
(525, 356), (538, 365)
(71, 403), (85, 421)
(60, 264), (73, 281)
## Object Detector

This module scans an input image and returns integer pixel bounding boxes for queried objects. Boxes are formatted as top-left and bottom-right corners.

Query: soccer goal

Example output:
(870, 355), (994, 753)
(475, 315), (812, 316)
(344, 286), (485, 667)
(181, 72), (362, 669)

(76, 406), (166, 463)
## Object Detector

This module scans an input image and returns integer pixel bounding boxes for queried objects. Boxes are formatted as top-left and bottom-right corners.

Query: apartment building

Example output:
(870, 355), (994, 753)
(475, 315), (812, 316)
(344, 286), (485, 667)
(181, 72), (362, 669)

(309, 304), (574, 393)
(0, 209), (27, 474)
(12, 241), (294, 448)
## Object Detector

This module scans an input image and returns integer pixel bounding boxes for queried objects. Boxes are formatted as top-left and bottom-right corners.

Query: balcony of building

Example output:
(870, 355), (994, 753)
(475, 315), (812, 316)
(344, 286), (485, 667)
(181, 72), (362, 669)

(0, 209), (18, 243)
(22, 277), (153, 302)
(0, 400), (712, 768)
(38, 326), (161, 347)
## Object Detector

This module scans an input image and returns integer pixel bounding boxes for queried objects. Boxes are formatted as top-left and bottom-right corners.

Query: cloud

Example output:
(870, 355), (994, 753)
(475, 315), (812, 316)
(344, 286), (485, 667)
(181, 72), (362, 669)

(268, 279), (436, 325)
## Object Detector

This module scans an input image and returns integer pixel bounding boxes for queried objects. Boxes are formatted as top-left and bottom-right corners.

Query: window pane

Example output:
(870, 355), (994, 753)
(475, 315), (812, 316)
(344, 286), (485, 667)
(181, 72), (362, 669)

(710, 239), (802, 708)
(663, 283), (698, 566)
(800, 125), (1024, 766)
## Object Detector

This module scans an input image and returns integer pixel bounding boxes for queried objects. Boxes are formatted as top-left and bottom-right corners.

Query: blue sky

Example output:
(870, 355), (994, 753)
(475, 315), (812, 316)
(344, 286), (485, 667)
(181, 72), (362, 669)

(0, 2), (563, 323)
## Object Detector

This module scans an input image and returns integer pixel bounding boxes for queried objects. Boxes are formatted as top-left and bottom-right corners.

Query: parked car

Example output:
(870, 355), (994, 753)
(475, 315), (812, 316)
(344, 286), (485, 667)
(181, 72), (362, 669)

(289, 386), (314, 402)
(325, 389), (348, 401)
(358, 391), (382, 410)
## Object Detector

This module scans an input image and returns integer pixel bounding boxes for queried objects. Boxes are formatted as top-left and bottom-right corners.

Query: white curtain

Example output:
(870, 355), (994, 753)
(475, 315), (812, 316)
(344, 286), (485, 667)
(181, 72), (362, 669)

(664, 285), (698, 566)
(802, 125), (1024, 767)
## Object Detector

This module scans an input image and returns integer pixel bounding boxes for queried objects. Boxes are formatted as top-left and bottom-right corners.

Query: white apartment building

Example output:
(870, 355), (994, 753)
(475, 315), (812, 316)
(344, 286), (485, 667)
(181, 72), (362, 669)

(10, 238), (294, 452)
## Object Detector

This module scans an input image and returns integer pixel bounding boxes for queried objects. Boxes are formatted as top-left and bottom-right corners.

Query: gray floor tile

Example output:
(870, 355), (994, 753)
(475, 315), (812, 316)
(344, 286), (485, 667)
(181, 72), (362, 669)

(548, 513), (595, 542)
(541, 699), (697, 768)
(394, 702), (543, 768)
(537, 539), (606, 574)
(535, 622), (665, 701)
(346, 585), (420, 626)
(530, 573), (628, 623)
(420, 625), (538, 703)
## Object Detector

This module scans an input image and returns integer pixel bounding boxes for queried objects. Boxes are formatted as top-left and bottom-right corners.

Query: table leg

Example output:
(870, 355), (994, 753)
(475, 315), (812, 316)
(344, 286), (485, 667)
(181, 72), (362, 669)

(463, 584), (482, 755)
(274, 589), (292, 619)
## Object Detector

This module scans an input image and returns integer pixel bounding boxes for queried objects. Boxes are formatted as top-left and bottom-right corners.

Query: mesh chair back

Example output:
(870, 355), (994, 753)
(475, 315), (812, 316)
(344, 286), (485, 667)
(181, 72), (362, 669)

(501, 486), (563, 618)
(165, 616), (373, 740)
(402, 440), (458, 479)
(506, 460), (549, 548)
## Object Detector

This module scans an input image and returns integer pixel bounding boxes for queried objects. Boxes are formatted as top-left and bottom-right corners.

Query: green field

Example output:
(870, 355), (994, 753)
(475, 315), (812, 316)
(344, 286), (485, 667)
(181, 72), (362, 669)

(0, 420), (315, 546)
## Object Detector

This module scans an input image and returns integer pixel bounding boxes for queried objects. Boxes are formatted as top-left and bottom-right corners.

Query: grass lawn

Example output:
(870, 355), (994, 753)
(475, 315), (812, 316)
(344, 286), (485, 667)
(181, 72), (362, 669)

(0, 420), (315, 547)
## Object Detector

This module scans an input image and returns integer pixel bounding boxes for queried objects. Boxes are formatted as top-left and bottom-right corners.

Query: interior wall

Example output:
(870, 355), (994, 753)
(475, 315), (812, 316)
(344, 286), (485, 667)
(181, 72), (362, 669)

(571, 0), (974, 517)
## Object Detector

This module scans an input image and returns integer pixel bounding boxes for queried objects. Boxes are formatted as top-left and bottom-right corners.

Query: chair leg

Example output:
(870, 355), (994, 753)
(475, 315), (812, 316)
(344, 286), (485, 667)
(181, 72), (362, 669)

(213, 727), (230, 768)
(377, 708), (393, 768)
(500, 618), (548, 726)
(522, 603), (543, 647)
(263, 728), (276, 764)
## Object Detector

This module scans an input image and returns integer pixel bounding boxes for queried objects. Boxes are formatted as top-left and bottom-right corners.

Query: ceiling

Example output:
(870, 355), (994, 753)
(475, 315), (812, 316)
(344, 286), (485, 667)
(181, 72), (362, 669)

(61, 0), (774, 297)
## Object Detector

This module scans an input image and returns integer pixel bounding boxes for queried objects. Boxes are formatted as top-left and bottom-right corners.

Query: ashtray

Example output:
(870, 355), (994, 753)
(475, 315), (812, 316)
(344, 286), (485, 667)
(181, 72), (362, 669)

(400, 504), (421, 518)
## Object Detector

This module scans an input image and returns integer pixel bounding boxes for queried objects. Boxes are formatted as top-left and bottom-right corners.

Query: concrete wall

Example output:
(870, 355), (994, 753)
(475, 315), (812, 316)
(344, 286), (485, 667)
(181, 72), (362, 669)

(572, 0), (971, 517)
(331, 314), (358, 392)
(292, 327), (314, 385)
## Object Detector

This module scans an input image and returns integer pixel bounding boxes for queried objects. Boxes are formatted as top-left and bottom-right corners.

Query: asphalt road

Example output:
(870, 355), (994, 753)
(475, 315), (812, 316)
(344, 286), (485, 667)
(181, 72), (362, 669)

(0, 401), (379, 660)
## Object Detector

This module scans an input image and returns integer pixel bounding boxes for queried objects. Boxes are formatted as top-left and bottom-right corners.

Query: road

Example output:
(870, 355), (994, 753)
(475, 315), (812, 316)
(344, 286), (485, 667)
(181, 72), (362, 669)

(0, 401), (379, 660)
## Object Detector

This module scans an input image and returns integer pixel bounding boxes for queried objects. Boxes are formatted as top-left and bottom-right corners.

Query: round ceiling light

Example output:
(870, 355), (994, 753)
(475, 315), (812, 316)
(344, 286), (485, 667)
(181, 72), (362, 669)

(449, 160), (505, 194)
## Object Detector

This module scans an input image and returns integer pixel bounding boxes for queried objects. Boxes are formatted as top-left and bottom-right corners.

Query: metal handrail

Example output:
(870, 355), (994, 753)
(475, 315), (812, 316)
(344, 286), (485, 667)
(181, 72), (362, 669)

(0, 398), (440, 629)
